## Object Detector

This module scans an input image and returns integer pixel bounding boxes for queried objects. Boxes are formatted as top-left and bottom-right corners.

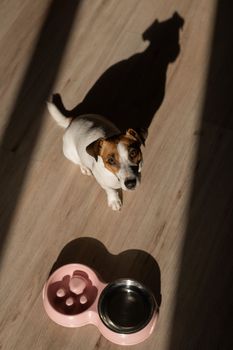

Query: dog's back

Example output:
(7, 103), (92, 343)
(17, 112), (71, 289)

(63, 114), (119, 168)
(47, 101), (120, 168)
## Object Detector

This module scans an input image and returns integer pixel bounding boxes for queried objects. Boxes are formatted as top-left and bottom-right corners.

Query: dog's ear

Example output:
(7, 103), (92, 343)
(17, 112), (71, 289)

(86, 138), (104, 161)
(126, 128), (148, 146)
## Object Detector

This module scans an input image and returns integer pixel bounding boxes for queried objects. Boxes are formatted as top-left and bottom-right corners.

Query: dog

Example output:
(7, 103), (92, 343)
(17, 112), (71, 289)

(47, 101), (147, 210)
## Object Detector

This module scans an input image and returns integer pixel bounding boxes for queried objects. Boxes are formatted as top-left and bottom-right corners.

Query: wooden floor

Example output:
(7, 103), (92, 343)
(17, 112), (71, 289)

(1, 1), (233, 349)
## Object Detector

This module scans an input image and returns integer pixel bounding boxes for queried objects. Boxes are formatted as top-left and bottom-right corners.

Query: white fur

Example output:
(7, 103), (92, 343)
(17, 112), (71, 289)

(47, 102), (142, 210)
(48, 102), (124, 210)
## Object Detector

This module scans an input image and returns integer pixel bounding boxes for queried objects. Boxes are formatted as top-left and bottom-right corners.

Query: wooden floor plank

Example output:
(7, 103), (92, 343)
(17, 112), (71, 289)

(1, 1), (232, 349)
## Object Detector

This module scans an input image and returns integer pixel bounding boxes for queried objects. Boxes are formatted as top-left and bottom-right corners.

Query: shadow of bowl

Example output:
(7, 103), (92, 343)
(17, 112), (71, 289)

(50, 237), (162, 307)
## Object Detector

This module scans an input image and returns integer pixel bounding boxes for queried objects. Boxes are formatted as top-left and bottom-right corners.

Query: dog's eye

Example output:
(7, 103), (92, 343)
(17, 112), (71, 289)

(107, 156), (116, 165)
(129, 149), (138, 158)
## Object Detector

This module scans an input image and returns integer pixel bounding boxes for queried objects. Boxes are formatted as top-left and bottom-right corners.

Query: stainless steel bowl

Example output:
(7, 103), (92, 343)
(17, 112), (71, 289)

(98, 279), (156, 334)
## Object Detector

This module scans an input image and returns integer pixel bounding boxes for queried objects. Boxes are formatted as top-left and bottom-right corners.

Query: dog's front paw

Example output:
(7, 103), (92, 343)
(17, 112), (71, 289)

(105, 188), (122, 211)
(108, 198), (122, 211)
(80, 165), (92, 176)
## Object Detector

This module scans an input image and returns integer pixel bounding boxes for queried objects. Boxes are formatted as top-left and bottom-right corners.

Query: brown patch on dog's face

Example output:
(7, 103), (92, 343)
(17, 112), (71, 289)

(99, 133), (143, 174)
(86, 128), (145, 191)
(99, 138), (121, 174)
(86, 128), (144, 176)
(118, 136), (143, 167)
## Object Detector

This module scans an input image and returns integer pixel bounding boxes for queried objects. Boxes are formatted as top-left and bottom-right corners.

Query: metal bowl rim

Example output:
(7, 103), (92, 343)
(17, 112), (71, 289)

(98, 278), (157, 334)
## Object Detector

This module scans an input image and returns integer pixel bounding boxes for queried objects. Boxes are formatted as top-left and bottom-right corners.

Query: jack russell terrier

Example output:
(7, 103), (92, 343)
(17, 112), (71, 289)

(47, 101), (147, 211)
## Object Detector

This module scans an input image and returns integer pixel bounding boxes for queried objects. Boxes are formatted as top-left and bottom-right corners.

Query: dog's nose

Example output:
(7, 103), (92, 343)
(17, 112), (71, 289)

(124, 178), (137, 190)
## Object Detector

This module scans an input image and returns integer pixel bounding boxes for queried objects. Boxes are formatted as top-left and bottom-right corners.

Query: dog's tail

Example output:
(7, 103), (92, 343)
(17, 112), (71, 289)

(47, 101), (72, 128)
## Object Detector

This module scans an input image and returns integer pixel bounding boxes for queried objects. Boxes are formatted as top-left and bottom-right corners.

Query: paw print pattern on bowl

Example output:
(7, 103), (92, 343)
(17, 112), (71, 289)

(47, 271), (98, 316)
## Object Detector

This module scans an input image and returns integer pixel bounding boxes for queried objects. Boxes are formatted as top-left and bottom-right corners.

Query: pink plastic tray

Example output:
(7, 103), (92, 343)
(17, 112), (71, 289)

(43, 263), (158, 345)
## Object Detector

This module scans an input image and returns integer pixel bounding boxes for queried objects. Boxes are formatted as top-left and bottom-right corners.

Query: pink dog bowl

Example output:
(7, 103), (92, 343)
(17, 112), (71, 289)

(43, 264), (159, 345)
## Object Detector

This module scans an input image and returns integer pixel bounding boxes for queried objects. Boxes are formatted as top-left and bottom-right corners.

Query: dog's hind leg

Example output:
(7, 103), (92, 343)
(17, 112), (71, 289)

(62, 137), (92, 175)
(63, 144), (91, 175)
(62, 133), (89, 174)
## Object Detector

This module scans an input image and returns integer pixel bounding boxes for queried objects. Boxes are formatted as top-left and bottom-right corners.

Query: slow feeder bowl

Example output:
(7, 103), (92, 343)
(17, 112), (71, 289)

(43, 264), (159, 345)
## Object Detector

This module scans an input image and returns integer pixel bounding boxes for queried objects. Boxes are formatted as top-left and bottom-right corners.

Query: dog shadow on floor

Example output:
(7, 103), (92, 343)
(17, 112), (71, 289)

(50, 237), (162, 307)
(53, 12), (184, 135)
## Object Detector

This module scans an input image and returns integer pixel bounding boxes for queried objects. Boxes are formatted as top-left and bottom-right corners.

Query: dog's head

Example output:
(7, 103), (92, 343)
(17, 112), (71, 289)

(86, 128), (147, 191)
